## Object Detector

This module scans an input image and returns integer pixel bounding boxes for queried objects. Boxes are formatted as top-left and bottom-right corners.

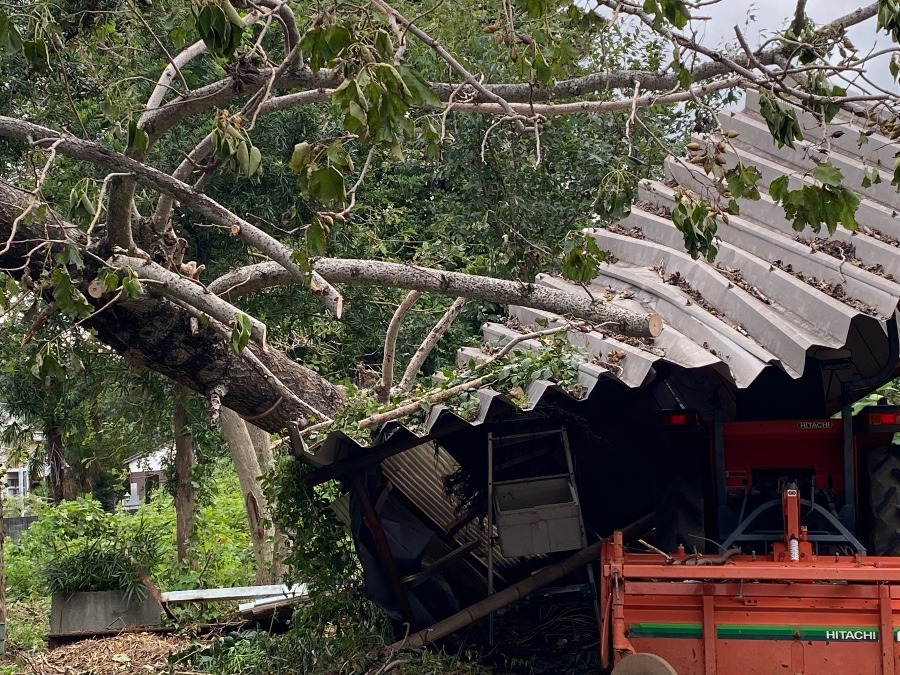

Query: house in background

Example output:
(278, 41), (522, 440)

(0, 413), (43, 500)
(5, 465), (30, 498)
(121, 447), (169, 510)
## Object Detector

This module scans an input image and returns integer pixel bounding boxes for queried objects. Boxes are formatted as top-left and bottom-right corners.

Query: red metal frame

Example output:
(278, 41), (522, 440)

(599, 490), (900, 674)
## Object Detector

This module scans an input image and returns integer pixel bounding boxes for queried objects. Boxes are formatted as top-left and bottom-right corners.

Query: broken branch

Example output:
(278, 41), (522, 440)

(376, 290), (422, 403)
(395, 297), (466, 395)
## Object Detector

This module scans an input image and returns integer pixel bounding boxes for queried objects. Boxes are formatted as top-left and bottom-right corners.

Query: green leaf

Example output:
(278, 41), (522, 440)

(300, 25), (352, 71)
(22, 39), (48, 72)
(561, 233), (608, 283)
(758, 94), (803, 149)
(811, 162), (844, 186)
(661, 0), (690, 29)
(229, 312), (252, 354)
(127, 120), (149, 153)
(675, 62), (692, 89)
(54, 244), (85, 270)
(769, 175), (790, 202)
(521, 0), (559, 19)
(308, 166), (346, 207)
(532, 48), (553, 87)
(0, 14), (23, 56)
(100, 268), (120, 292)
(396, 66), (442, 108)
(306, 218), (327, 256)
(725, 164), (763, 201)
(326, 140), (353, 170)
(51, 268), (93, 319)
(289, 142), (312, 173)
(291, 249), (311, 273)
(122, 274), (143, 299)
(642, 0), (689, 29)
(374, 30), (394, 60)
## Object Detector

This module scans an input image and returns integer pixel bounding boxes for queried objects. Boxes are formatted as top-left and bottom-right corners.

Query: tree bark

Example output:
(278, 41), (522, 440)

(214, 259), (664, 338)
(397, 297), (466, 394)
(0, 179), (662, 437)
(220, 407), (276, 584)
(45, 424), (77, 505)
(376, 290), (422, 402)
(173, 384), (197, 565)
(246, 421), (287, 580)
(0, 473), (6, 635)
(88, 296), (344, 433)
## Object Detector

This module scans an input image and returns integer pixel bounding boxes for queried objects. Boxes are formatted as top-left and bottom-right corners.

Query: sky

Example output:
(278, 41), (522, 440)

(693, 1), (897, 95)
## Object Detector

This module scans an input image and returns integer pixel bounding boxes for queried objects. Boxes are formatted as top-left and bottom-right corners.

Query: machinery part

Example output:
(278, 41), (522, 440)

(789, 537), (799, 561)
(611, 653), (678, 675)
(721, 497), (866, 555)
(655, 471), (705, 554)
(865, 443), (900, 556)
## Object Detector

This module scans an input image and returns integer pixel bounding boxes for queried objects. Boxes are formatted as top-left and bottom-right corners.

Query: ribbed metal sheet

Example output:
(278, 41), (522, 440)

(381, 442), (527, 576)
(472, 93), (900, 409)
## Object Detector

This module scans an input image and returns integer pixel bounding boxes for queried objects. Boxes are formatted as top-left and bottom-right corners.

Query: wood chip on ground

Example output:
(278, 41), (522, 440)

(23, 632), (194, 675)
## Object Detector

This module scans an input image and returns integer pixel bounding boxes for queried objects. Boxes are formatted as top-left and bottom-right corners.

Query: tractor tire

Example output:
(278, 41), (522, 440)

(611, 653), (678, 675)
(865, 443), (900, 556)
(655, 470), (705, 555)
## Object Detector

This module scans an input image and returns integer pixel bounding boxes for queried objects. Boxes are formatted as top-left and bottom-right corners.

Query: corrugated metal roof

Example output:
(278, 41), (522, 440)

(318, 89), (900, 609)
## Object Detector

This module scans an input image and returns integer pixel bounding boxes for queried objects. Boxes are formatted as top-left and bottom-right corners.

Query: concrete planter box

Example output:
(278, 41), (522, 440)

(494, 476), (584, 557)
(50, 590), (162, 635)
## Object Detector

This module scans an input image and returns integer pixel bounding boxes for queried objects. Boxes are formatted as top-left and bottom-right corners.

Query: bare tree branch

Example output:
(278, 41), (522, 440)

(358, 374), (491, 430)
(791, 0), (809, 36)
(0, 115), (345, 318)
(376, 290), (422, 402)
(395, 297), (466, 395)
(208, 259), (664, 337)
(110, 254), (268, 346)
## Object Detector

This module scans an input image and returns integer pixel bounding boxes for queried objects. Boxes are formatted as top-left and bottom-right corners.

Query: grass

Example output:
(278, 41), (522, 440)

(6, 597), (49, 653)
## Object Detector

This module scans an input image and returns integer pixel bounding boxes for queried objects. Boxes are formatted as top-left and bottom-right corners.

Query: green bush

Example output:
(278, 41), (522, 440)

(5, 462), (256, 602)
(170, 588), (490, 675)
(40, 515), (162, 601)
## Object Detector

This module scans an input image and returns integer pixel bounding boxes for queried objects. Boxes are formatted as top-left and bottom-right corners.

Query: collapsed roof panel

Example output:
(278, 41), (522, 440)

(312, 91), (900, 628)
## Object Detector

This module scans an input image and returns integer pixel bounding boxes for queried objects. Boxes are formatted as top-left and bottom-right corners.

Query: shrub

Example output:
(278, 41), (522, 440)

(6, 597), (50, 651)
(40, 515), (163, 601)
(5, 462), (257, 603)
(170, 588), (490, 675)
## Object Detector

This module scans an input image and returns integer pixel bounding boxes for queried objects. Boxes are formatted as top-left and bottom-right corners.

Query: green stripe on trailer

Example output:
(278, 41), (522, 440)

(718, 625), (879, 641)
(628, 623), (702, 639)
(628, 623), (885, 641)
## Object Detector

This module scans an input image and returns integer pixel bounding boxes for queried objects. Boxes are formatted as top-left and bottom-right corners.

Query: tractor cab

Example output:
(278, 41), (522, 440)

(655, 404), (900, 557)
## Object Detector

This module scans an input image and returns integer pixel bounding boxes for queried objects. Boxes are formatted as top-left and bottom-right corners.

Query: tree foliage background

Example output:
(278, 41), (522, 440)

(0, 2), (898, 666)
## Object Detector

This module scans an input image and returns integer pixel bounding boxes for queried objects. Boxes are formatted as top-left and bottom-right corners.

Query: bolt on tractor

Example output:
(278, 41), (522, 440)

(600, 404), (900, 674)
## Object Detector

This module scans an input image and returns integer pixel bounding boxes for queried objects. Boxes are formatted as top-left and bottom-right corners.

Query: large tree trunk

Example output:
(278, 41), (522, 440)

(220, 408), (276, 584)
(0, 181), (345, 436)
(173, 385), (197, 565)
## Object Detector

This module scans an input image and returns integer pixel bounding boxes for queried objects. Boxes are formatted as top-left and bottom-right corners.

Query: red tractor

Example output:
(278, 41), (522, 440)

(600, 403), (900, 674)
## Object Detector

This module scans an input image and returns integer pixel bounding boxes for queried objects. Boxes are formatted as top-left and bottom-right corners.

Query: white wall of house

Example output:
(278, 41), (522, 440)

(5, 467), (28, 498)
